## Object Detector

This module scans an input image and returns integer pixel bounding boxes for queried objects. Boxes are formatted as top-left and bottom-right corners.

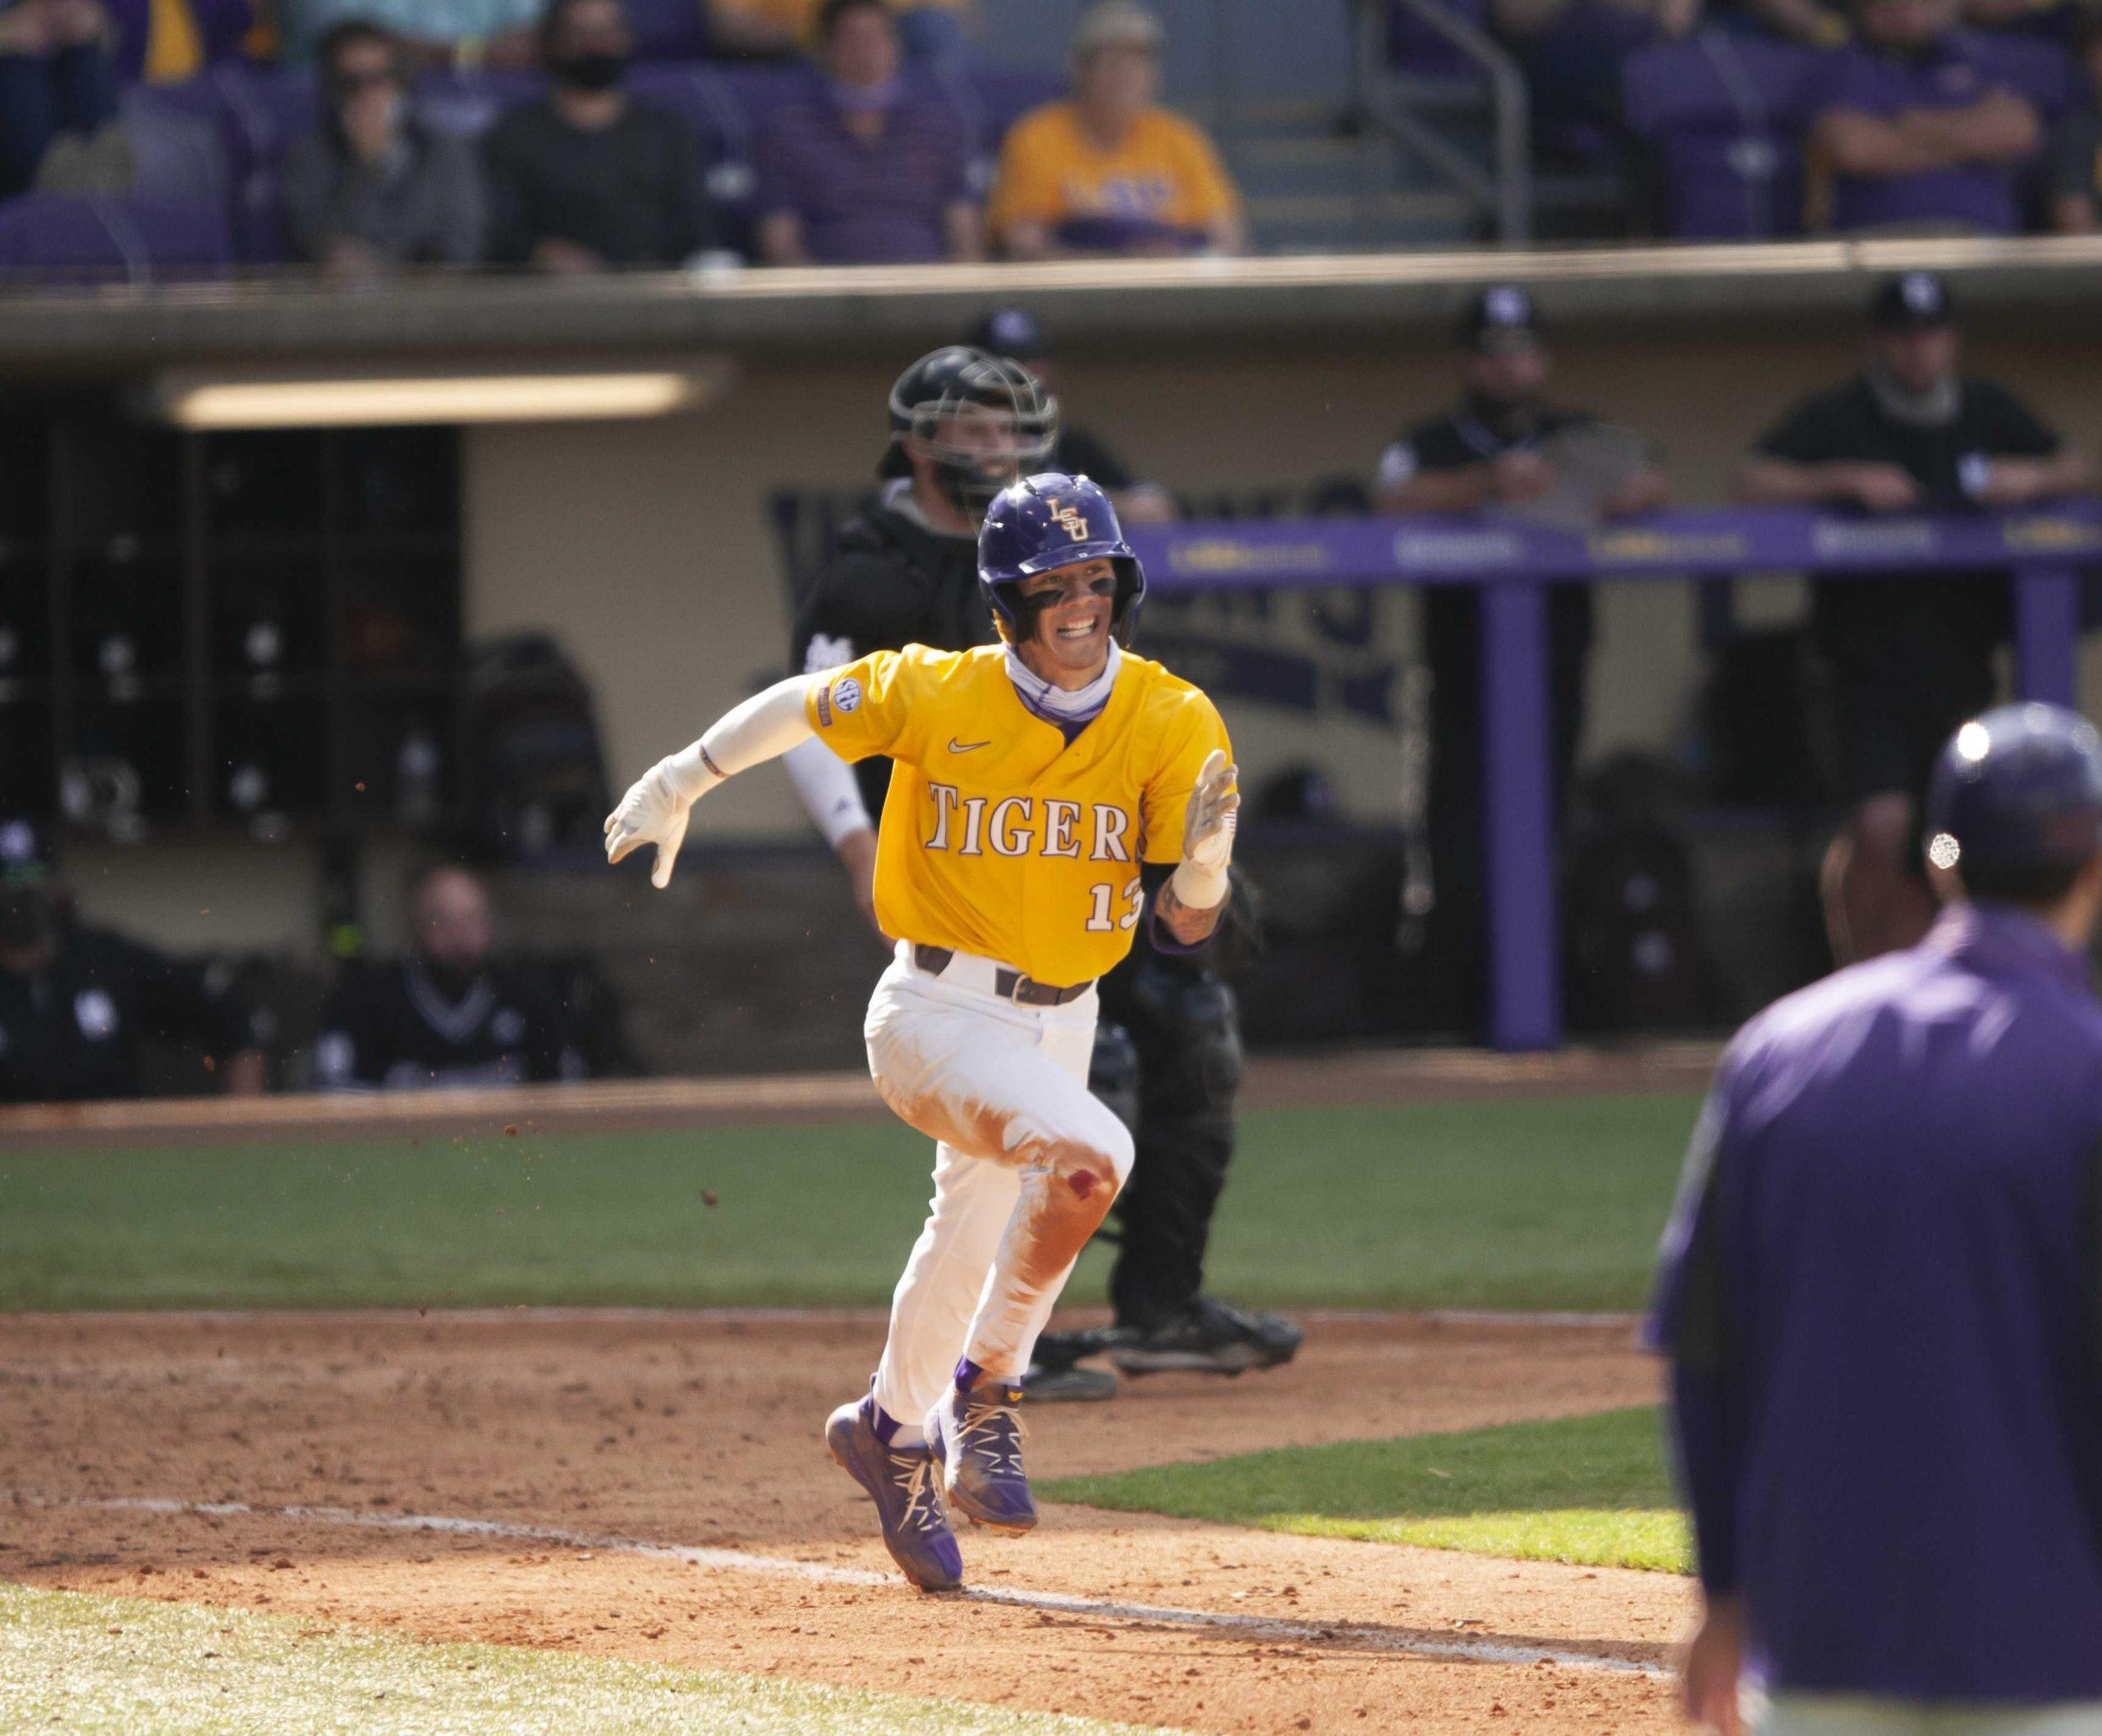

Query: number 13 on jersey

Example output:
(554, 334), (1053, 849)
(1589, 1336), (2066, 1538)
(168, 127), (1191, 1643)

(1085, 876), (1143, 932)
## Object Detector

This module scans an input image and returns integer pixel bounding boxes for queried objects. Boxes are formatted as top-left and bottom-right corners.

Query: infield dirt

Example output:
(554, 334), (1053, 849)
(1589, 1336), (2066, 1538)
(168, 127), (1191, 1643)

(2, 1311), (1687, 1734)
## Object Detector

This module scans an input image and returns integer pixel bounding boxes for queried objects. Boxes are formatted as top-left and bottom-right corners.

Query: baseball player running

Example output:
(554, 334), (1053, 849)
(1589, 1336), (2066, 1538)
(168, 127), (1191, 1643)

(604, 472), (1237, 1592)
(1650, 702), (2102, 1734)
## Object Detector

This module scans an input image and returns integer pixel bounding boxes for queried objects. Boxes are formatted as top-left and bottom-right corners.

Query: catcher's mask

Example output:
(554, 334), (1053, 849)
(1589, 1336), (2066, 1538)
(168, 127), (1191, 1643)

(881, 346), (1058, 518)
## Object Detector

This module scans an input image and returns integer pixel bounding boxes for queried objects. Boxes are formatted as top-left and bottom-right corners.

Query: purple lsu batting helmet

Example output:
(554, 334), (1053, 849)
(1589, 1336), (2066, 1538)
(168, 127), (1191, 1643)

(976, 471), (1146, 646)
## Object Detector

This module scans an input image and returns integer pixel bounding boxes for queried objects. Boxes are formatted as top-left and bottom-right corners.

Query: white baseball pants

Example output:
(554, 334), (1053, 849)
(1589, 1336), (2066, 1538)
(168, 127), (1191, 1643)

(1755, 1696), (2102, 1735)
(862, 942), (1136, 1430)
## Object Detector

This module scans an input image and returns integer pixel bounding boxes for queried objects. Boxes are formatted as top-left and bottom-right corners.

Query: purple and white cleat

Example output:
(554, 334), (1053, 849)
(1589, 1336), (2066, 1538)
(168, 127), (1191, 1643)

(824, 1394), (963, 1591)
(929, 1365), (1037, 1536)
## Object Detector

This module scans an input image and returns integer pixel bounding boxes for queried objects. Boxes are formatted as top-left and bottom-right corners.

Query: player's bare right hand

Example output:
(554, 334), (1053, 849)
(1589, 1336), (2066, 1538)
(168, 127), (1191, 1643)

(604, 761), (695, 890)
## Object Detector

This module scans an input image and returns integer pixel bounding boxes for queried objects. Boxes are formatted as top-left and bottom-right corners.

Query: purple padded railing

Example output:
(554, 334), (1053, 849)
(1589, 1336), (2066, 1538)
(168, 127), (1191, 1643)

(1127, 504), (2102, 1049)
(0, 191), (232, 281)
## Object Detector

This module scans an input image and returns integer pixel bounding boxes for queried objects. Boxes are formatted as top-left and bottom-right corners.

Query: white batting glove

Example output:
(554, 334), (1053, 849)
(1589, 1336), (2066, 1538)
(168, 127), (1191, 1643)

(1173, 749), (1239, 909)
(604, 746), (721, 889)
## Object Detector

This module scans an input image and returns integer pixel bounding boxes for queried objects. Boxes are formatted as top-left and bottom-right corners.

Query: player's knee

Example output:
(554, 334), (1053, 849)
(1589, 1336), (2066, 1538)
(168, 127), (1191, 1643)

(1085, 1114), (1136, 1193)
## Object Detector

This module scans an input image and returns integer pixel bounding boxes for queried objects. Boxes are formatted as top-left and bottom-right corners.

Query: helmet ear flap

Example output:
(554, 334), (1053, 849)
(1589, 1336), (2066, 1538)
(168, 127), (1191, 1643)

(1109, 555), (1146, 646)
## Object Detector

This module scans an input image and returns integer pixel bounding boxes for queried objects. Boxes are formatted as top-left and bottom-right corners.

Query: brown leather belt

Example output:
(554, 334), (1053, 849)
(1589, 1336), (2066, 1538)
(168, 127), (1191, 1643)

(912, 944), (1094, 1007)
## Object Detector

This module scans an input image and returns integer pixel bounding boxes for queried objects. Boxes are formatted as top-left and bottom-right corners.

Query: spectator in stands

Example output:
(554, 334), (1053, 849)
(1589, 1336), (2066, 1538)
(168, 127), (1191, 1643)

(101, 0), (255, 83)
(971, 304), (1176, 523)
(2048, 10), (2102, 229)
(482, 0), (715, 272)
(0, 0), (121, 201)
(314, 864), (596, 1090)
(1372, 284), (1668, 1039)
(1493, 0), (1698, 144)
(1739, 271), (2089, 963)
(753, 0), (977, 264)
(987, 1), (1243, 259)
(282, 0), (541, 71)
(283, 22), (484, 276)
(1807, 0), (2042, 234)
(705, 0), (974, 63)
(0, 816), (267, 1103)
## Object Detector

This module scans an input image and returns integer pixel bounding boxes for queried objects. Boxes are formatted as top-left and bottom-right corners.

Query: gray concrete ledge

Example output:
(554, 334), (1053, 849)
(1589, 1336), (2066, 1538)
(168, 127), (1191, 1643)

(3, 236), (2100, 375)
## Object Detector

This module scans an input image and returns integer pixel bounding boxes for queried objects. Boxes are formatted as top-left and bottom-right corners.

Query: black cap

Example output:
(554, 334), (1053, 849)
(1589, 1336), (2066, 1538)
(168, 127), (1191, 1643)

(971, 306), (1047, 361)
(1871, 270), (1954, 331)
(0, 816), (52, 889)
(1457, 283), (1542, 353)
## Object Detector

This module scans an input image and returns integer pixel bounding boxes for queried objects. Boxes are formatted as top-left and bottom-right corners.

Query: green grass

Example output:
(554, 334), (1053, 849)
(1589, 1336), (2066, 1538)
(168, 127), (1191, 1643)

(0, 1095), (1697, 1312)
(1042, 1407), (1691, 1575)
(0, 1582), (1182, 1735)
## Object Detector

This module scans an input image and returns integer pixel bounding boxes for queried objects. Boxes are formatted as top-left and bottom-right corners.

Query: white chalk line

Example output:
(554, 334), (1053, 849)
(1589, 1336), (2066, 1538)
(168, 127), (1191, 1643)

(21, 1495), (1667, 1680)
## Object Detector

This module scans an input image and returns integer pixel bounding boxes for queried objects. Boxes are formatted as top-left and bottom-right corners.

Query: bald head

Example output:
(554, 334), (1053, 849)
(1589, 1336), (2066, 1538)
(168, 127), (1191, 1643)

(413, 867), (493, 975)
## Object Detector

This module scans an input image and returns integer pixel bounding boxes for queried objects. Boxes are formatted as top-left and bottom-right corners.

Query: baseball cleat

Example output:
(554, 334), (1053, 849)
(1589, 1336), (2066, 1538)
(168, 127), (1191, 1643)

(1022, 1324), (1126, 1403)
(1021, 1362), (1120, 1403)
(824, 1396), (963, 1591)
(1108, 1297), (1305, 1377)
(929, 1378), (1037, 1534)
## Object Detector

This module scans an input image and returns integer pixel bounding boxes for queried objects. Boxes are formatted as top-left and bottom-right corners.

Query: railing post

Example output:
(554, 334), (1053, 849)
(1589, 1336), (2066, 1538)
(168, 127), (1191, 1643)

(1480, 576), (1560, 1051)
(2013, 563), (2081, 709)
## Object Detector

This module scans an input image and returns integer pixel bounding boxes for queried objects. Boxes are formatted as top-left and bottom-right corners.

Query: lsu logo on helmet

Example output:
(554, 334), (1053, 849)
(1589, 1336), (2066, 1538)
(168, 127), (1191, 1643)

(1051, 503), (1089, 541)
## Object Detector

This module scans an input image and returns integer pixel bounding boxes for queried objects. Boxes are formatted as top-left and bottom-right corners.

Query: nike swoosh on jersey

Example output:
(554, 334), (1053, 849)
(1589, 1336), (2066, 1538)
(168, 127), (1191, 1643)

(948, 739), (991, 753)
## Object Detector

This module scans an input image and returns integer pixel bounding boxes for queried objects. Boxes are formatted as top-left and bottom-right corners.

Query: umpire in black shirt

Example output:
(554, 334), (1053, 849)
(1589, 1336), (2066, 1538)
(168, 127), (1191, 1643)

(0, 818), (266, 1102)
(1740, 272), (2090, 965)
(1374, 285), (1669, 1036)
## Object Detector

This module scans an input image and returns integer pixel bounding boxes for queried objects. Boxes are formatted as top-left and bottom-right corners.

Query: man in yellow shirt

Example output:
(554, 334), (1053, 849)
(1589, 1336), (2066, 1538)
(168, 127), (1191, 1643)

(988, 0), (1244, 259)
(605, 472), (1238, 1592)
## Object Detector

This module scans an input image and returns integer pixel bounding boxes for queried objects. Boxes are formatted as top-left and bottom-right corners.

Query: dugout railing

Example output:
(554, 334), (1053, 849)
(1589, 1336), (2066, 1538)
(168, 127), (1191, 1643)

(1126, 503), (2102, 1053)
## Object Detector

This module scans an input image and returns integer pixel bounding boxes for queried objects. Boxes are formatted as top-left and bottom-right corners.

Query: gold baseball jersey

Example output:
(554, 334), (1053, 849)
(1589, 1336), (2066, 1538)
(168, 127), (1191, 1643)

(806, 644), (1231, 988)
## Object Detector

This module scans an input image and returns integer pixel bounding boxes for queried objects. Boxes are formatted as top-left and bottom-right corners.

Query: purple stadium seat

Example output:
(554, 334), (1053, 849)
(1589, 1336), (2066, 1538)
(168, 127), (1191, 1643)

(0, 192), (232, 282)
(950, 60), (1062, 154)
(121, 67), (315, 262)
(620, 0), (715, 60)
(119, 85), (232, 205)
(1624, 29), (1821, 238)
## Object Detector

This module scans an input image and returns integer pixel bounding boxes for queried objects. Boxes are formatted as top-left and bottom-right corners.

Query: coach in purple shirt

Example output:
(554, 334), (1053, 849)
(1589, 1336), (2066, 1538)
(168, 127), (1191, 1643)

(1650, 702), (2102, 1734)
(753, 0), (980, 266)
(1808, 0), (2041, 233)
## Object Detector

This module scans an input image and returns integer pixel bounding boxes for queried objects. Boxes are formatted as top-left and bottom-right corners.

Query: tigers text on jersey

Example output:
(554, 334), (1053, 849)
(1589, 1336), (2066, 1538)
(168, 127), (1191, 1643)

(807, 643), (1230, 988)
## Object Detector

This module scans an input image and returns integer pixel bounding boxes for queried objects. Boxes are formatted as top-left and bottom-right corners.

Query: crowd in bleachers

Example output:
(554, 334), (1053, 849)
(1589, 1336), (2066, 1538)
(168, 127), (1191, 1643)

(0, 0), (1248, 277)
(10, 0), (2102, 278)
(1473, 0), (2102, 237)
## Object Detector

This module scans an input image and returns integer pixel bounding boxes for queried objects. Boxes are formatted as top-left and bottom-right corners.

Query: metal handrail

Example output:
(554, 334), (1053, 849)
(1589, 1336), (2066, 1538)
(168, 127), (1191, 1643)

(1354, 0), (1532, 244)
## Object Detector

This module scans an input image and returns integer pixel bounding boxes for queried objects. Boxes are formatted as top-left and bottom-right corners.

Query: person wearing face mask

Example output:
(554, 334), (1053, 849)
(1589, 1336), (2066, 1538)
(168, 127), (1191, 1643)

(752, 0), (977, 265)
(481, 0), (715, 273)
(282, 21), (484, 278)
(0, 817), (266, 1104)
(1741, 272), (2090, 966)
(312, 864), (590, 1091)
(1373, 283), (1669, 1040)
